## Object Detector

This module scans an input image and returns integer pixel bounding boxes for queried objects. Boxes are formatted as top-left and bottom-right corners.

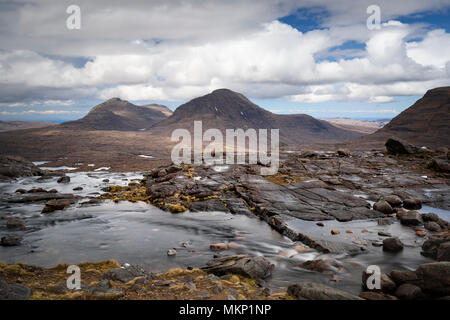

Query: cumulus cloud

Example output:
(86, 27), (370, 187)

(0, 0), (449, 112)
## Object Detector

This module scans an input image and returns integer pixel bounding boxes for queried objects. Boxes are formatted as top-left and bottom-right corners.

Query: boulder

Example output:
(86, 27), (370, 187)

(395, 283), (422, 300)
(399, 210), (422, 226)
(414, 262), (450, 296)
(373, 200), (393, 214)
(383, 195), (403, 208)
(0, 281), (32, 300)
(362, 271), (396, 293)
(390, 270), (418, 285)
(0, 155), (44, 179)
(437, 242), (450, 261)
(287, 282), (362, 300)
(403, 198), (422, 210)
(421, 236), (450, 260)
(201, 255), (274, 280)
(424, 221), (441, 232)
(383, 237), (404, 252)
(299, 259), (344, 274)
(427, 158), (450, 173)
(385, 137), (422, 155)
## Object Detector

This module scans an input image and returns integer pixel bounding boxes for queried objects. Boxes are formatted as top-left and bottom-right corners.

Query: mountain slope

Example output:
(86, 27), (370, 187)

(0, 121), (56, 132)
(150, 89), (363, 145)
(62, 98), (170, 131)
(361, 87), (450, 148)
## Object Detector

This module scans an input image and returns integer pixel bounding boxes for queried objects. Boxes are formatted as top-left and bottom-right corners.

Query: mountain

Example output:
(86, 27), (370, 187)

(0, 121), (57, 132)
(62, 98), (171, 131)
(361, 87), (450, 148)
(150, 89), (363, 145)
(321, 118), (389, 134)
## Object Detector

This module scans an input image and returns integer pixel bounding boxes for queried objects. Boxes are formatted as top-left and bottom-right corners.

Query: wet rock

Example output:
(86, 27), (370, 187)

(424, 221), (441, 232)
(287, 282), (362, 300)
(15, 189), (27, 194)
(167, 249), (176, 256)
(316, 222), (324, 227)
(73, 187), (83, 191)
(395, 284), (422, 300)
(57, 175), (70, 183)
(210, 243), (228, 250)
(41, 199), (72, 213)
(414, 262), (450, 296)
(8, 192), (79, 203)
(378, 231), (391, 237)
(390, 270), (418, 285)
(383, 238), (404, 252)
(330, 229), (340, 235)
(0, 281), (32, 300)
(416, 230), (427, 237)
(201, 255), (274, 280)
(377, 218), (394, 225)
(337, 149), (350, 157)
(421, 236), (450, 260)
(373, 200), (393, 214)
(1, 234), (23, 246)
(190, 199), (228, 212)
(0, 155), (44, 179)
(6, 217), (25, 229)
(299, 259), (344, 274)
(359, 291), (397, 300)
(437, 242), (450, 261)
(103, 264), (147, 283)
(399, 210), (422, 226)
(427, 158), (450, 173)
(383, 195), (403, 207)
(362, 271), (396, 293)
(403, 198), (422, 210)
(385, 137), (422, 155)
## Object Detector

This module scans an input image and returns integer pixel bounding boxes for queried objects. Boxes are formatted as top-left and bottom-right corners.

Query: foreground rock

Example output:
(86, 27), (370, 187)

(366, 261), (450, 299)
(383, 237), (404, 252)
(0, 279), (32, 300)
(0, 260), (286, 300)
(0, 155), (44, 180)
(385, 137), (424, 155)
(201, 255), (274, 280)
(1, 234), (23, 246)
(287, 282), (362, 300)
(421, 235), (450, 261)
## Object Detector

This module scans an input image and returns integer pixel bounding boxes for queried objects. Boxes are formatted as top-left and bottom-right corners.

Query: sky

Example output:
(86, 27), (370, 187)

(0, 0), (449, 122)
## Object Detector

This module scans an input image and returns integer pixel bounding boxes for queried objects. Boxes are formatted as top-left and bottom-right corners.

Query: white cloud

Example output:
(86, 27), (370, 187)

(0, 1), (449, 108)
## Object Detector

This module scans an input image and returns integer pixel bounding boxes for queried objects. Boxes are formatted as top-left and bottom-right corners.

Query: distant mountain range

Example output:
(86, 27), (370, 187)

(321, 118), (390, 134)
(61, 98), (173, 131)
(150, 89), (362, 144)
(0, 120), (56, 132)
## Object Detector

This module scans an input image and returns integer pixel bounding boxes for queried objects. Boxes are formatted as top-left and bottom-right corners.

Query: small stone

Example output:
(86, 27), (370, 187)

(213, 284), (223, 294)
(378, 231), (391, 237)
(331, 229), (340, 235)
(1, 234), (23, 246)
(6, 217), (24, 229)
(167, 249), (176, 256)
(210, 243), (228, 250)
(383, 238), (404, 252)
(294, 245), (309, 252)
(416, 230), (427, 237)
(57, 176), (70, 184)
(345, 230), (353, 234)
(316, 222), (324, 227)
(73, 187), (83, 191)
(41, 199), (71, 213)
